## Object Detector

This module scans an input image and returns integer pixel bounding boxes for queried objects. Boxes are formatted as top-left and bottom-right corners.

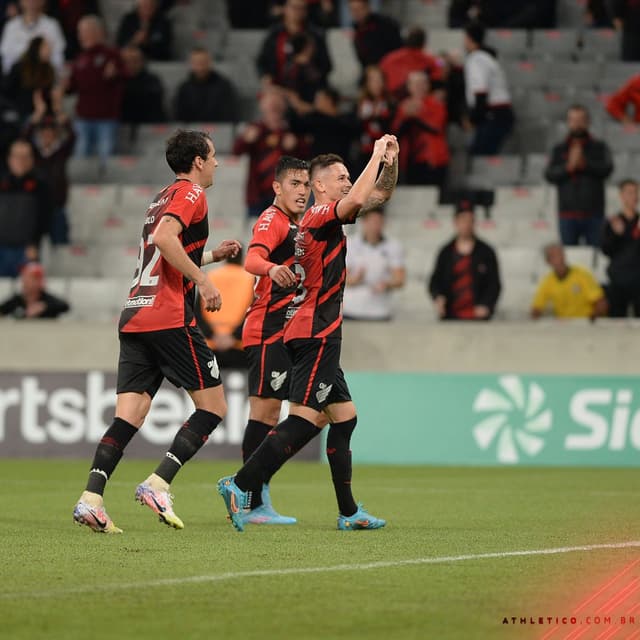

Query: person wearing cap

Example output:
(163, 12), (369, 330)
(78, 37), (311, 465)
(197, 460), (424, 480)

(428, 199), (501, 320)
(343, 206), (406, 321)
(463, 21), (514, 156)
(0, 261), (69, 318)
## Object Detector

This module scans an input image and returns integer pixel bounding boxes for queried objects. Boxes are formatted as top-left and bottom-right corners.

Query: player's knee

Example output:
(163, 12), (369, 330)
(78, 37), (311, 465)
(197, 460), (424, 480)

(327, 416), (357, 448)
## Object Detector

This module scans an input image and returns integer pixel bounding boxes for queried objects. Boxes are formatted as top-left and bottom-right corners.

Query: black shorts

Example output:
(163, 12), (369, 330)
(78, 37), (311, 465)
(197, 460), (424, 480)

(286, 338), (352, 411)
(117, 326), (222, 397)
(245, 341), (291, 400)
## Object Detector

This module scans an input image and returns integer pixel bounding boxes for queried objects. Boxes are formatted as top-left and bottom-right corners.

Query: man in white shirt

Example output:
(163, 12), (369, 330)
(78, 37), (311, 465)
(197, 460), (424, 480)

(344, 207), (406, 321)
(463, 21), (514, 155)
(0, 0), (66, 74)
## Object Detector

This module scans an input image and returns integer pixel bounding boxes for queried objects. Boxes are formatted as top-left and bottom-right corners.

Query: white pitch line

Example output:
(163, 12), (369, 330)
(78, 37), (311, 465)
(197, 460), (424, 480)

(2, 541), (640, 602)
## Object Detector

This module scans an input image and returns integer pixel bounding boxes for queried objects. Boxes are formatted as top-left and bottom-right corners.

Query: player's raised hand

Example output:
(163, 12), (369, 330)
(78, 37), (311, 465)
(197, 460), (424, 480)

(372, 135), (393, 160)
(383, 135), (399, 166)
(200, 278), (222, 312)
(211, 239), (242, 263)
(268, 264), (296, 288)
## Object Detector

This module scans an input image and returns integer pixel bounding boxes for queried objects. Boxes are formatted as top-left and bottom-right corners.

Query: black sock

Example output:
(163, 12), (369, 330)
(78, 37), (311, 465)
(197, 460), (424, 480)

(327, 417), (358, 517)
(154, 409), (222, 484)
(242, 420), (273, 509)
(85, 418), (138, 495)
(235, 415), (319, 492)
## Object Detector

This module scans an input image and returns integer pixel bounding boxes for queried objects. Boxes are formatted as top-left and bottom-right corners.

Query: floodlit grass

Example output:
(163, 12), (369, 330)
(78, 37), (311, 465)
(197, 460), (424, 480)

(1, 460), (639, 640)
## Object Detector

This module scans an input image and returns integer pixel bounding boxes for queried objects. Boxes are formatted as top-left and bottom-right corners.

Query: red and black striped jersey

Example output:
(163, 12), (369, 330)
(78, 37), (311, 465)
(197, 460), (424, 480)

(119, 179), (208, 333)
(242, 205), (298, 346)
(284, 199), (353, 341)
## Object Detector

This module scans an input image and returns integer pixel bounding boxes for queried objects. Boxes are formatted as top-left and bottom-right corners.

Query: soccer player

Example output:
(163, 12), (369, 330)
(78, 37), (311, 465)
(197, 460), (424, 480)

(73, 129), (241, 533)
(218, 134), (399, 532)
(240, 155), (316, 526)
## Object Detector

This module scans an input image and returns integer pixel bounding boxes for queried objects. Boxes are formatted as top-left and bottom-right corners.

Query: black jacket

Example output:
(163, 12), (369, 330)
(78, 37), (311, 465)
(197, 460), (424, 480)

(601, 212), (640, 287)
(428, 237), (501, 319)
(174, 71), (238, 123)
(116, 10), (173, 60)
(122, 69), (166, 124)
(545, 135), (613, 218)
(353, 13), (402, 67)
(0, 291), (69, 318)
(256, 24), (331, 85)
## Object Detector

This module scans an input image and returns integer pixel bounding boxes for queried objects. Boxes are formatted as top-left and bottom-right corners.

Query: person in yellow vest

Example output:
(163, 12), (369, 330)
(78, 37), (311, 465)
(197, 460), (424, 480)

(530, 243), (608, 320)
(197, 249), (255, 369)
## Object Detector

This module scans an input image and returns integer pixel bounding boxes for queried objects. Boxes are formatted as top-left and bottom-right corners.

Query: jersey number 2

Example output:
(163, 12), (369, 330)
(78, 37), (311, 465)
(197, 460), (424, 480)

(131, 239), (161, 289)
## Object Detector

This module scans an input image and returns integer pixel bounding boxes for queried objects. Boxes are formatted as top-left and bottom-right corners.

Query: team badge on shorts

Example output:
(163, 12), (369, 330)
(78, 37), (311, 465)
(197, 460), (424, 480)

(316, 382), (333, 404)
(270, 370), (287, 391)
(207, 358), (220, 379)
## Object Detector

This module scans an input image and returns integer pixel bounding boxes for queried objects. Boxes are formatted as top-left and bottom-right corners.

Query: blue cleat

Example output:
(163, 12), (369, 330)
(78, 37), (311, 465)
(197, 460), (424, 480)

(247, 483), (297, 525)
(217, 475), (249, 532)
(337, 504), (386, 531)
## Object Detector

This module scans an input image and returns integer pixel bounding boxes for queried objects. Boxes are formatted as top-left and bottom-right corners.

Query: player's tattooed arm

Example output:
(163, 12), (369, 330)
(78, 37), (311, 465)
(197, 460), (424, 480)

(357, 154), (399, 218)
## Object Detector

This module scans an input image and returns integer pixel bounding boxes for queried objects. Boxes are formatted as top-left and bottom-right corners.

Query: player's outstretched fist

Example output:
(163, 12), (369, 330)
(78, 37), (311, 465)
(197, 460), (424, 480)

(203, 239), (242, 265)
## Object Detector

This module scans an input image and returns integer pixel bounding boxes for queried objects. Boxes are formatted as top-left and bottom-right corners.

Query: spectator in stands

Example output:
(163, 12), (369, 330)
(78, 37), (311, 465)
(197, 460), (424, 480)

(353, 64), (394, 174)
(196, 250), (255, 369)
(226, 0), (270, 28)
(120, 45), (166, 126)
(606, 74), (640, 124)
(46, 0), (100, 60)
(613, 0), (640, 61)
(449, 0), (556, 28)
(428, 199), (501, 320)
(67, 15), (126, 168)
(270, 0), (339, 27)
(24, 89), (74, 245)
(441, 49), (468, 128)
(531, 243), (608, 319)
(585, 0), (613, 27)
(279, 32), (327, 103)
(379, 27), (445, 99)
(0, 139), (51, 276)
(463, 22), (514, 156)
(348, 0), (402, 70)
(233, 88), (308, 218)
(545, 105), (613, 247)
(392, 70), (449, 187)
(116, 0), (172, 61)
(601, 179), (640, 317)
(0, 261), (69, 318)
(0, 2), (18, 35)
(256, 0), (331, 91)
(287, 85), (358, 161)
(3, 35), (57, 122)
(344, 207), (405, 321)
(174, 47), (238, 123)
(0, 0), (65, 74)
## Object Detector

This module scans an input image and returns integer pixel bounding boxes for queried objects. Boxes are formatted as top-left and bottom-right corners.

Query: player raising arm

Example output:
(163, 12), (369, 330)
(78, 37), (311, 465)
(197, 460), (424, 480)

(217, 134), (399, 532)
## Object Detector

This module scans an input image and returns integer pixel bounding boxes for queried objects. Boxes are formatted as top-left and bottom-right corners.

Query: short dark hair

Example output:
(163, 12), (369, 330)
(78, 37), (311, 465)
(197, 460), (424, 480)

(165, 129), (212, 174)
(309, 153), (344, 179)
(406, 27), (426, 49)
(190, 46), (210, 56)
(316, 85), (340, 106)
(464, 21), (485, 46)
(619, 178), (638, 190)
(275, 155), (309, 181)
(567, 103), (590, 120)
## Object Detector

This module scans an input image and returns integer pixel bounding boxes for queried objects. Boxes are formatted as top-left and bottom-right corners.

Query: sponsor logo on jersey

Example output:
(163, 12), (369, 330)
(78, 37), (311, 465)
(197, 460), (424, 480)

(316, 382), (332, 404)
(184, 184), (203, 204)
(144, 215), (155, 225)
(270, 370), (287, 391)
(257, 209), (277, 232)
(148, 197), (168, 210)
(125, 295), (156, 308)
(207, 358), (220, 379)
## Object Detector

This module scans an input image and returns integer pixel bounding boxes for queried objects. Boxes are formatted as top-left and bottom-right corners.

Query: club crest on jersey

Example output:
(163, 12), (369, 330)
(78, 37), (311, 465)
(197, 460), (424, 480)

(207, 358), (219, 379)
(316, 382), (333, 404)
(270, 370), (287, 391)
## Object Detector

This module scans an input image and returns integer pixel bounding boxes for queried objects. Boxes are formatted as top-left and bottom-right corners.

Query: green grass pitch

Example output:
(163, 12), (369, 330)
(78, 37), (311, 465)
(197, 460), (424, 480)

(1, 460), (639, 640)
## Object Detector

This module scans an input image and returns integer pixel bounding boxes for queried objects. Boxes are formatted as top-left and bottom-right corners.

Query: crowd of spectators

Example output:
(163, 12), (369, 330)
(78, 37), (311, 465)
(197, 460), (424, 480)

(0, 0), (640, 325)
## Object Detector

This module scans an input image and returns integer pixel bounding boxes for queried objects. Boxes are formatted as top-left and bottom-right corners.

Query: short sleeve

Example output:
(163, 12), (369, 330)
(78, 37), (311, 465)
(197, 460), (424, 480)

(387, 238), (405, 269)
(467, 55), (488, 95)
(163, 183), (205, 229)
(581, 270), (605, 303)
(249, 210), (289, 253)
(303, 200), (341, 230)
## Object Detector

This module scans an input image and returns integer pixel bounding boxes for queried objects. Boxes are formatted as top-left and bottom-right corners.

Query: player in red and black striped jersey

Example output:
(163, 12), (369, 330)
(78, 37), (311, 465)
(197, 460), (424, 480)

(218, 134), (400, 532)
(73, 130), (241, 535)
(239, 156), (314, 524)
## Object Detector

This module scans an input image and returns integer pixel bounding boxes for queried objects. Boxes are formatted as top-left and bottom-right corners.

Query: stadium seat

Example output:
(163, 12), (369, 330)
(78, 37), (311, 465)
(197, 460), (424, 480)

(428, 29), (463, 55)
(497, 247), (541, 281)
(504, 59), (548, 89)
(475, 218), (515, 247)
(67, 277), (128, 322)
(531, 29), (579, 60)
(604, 123), (640, 153)
(497, 276), (537, 320)
(564, 245), (598, 271)
(599, 63), (639, 93)
(467, 155), (522, 189)
(327, 29), (361, 98)
(556, 0), (588, 28)
(103, 155), (174, 185)
(395, 276), (433, 319)
(522, 153), (550, 186)
(385, 186), (439, 219)
(404, 246), (436, 280)
(544, 61), (601, 90)
(48, 245), (101, 277)
(512, 218), (558, 248)
(486, 29), (530, 60)
(215, 57), (260, 101)
(67, 156), (104, 184)
(221, 30), (264, 63)
(98, 246), (140, 278)
(493, 186), (549, 220)
(609, 152), (631, 185)
(404, 0), (448, 28)
(147, 61), (188, 115)
(67, 185), (119, 244)
(0, 277), (14, 301)
(579, 29), (620, 61)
